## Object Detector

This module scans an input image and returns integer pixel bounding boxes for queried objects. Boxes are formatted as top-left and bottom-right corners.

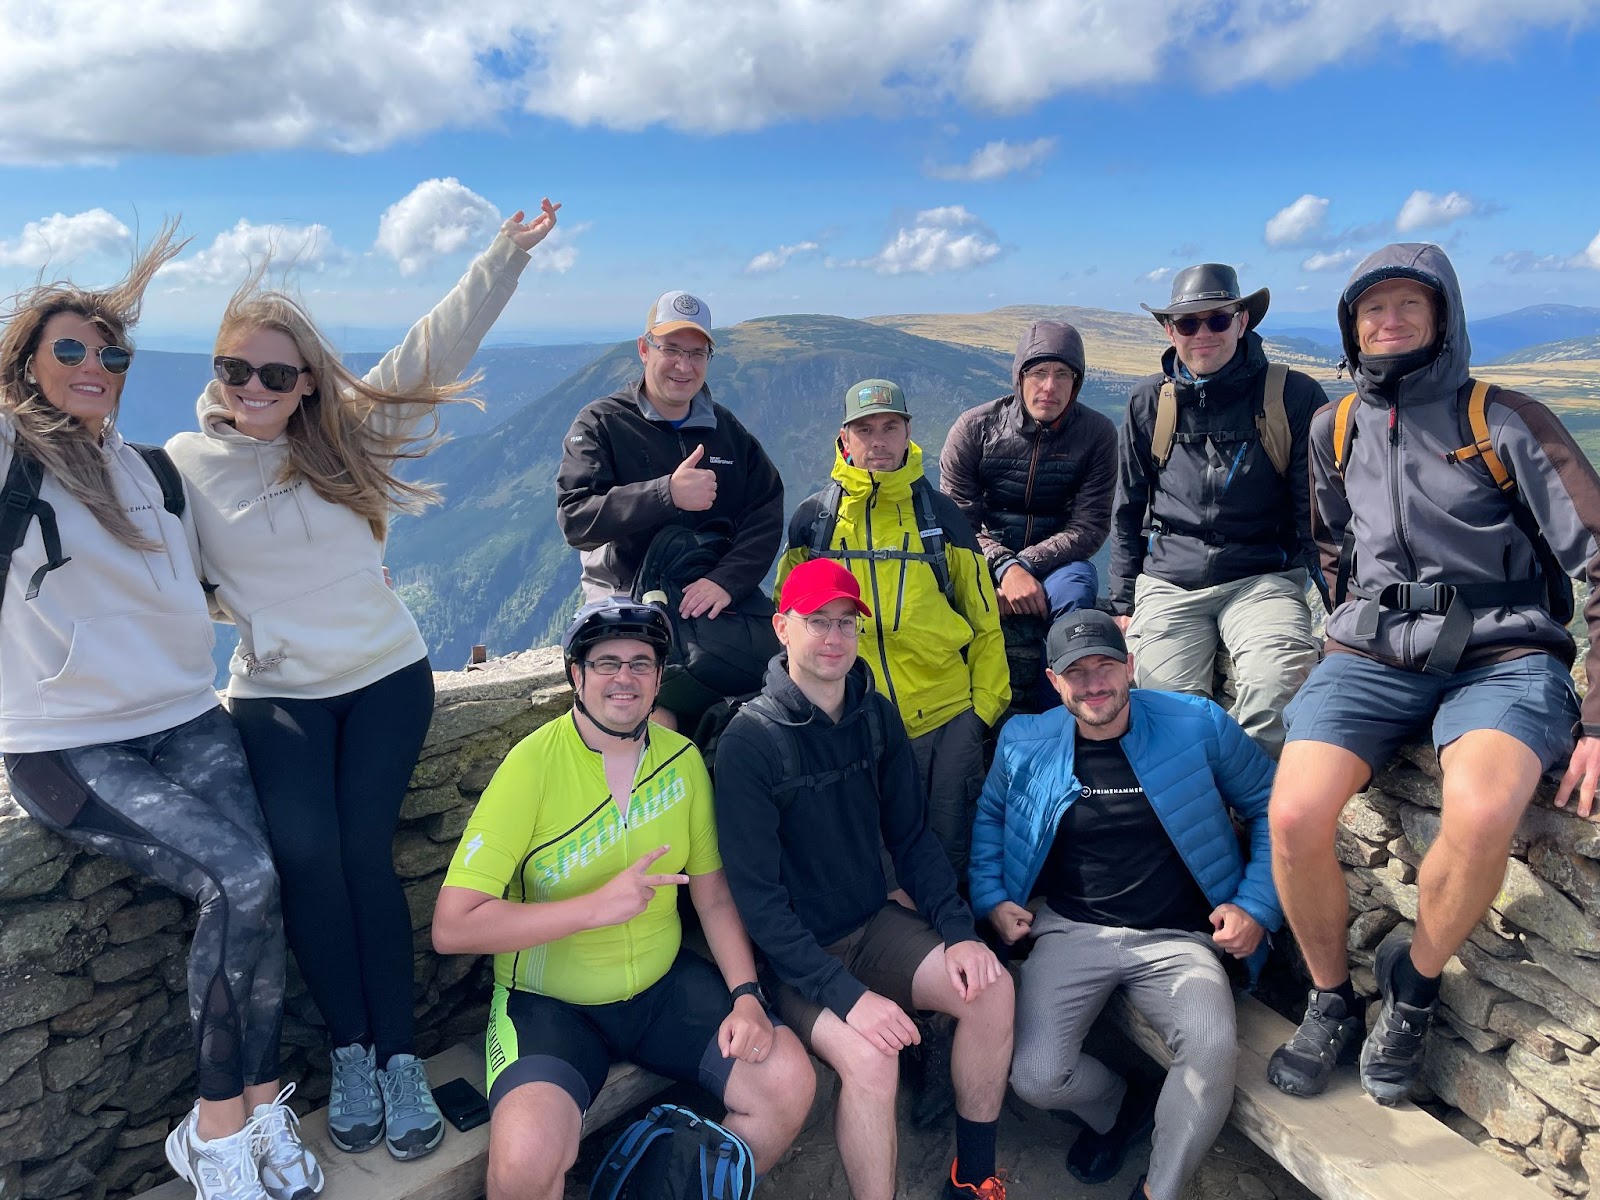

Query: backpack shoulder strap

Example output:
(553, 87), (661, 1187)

(1256, 363), (1291, 476)
(130, 443), (186, 517)
(910, 478), (956, 607)
(0, 449), (72, 615)
(1331, 392), (1360, 474)
(806, 481), (844, 556)
(738, 695), (803, 802)
(1445, 380), (1513, 493)
(1150, 380), (1178, 469)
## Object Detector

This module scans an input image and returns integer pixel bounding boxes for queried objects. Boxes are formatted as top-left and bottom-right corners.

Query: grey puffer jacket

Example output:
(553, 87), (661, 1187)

(1314, 242), (1600, 734)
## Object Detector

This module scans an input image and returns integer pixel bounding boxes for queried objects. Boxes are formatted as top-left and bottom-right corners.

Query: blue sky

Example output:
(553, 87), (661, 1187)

(2, 1), (1598, 349)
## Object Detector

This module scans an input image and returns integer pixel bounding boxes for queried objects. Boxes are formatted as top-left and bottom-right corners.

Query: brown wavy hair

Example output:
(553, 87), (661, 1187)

(0, 222), (187, 549)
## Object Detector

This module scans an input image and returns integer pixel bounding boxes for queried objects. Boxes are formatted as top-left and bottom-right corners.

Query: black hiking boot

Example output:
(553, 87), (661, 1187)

(1266, 988), (1363, 1096)
(1360, 937), (1434, 1106)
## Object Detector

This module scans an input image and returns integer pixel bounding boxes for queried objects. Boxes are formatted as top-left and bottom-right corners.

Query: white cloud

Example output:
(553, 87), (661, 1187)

(1494, 229), (1600, 273)
(531, 221), (591, 274)
(375, 178), (500, 277)
(745, 241), (822, 274)
(926, 137), (1057, 181)
(840, 207), (1002, 275)
(161, 220), (344, 286)
(0, 209), (132, 268)
(1301, 249), (1361, 273)
(1395, 189), (1478, 233)
(1577, 229), (1600, 270)
(1138, 267), (1174, 284)
(1265, 195), (1331, 248)
(2, 3), (1597, 158)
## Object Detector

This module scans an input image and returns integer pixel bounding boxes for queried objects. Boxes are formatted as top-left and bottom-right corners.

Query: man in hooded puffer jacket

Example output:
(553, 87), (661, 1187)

(1267, 243), (1600, 1108)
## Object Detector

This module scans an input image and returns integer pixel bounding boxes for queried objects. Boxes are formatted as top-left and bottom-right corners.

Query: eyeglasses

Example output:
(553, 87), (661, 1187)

(213, 356), (310, 393)
(1168, 311), (1238, 337)
(583, 656), (660, 676)
(794, 614), (864, 639)
(644, 333), (713, 365)
(1021, 366), (1076, 384)
(48, 338), (132, 375)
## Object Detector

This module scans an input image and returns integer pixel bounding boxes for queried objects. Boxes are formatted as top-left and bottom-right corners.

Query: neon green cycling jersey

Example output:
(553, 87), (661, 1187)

(443, 713), (721, 1005)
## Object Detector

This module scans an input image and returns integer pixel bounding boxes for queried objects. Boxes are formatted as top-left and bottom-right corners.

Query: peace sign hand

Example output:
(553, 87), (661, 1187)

(589, 846), (689, 927)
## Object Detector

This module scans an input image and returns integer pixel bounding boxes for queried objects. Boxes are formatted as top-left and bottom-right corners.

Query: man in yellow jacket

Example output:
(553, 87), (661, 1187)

(775, 379), (1009, 878)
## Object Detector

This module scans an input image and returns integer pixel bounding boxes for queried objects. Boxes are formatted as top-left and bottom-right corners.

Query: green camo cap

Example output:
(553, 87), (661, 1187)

(843, 378), (910, 426)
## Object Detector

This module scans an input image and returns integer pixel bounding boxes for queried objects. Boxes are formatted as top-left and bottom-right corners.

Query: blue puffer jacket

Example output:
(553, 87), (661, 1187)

(969, 690), (1281, 934)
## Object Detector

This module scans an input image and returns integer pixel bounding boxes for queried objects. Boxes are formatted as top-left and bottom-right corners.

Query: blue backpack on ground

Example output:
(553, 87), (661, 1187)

(589, 1103), (756, 1200)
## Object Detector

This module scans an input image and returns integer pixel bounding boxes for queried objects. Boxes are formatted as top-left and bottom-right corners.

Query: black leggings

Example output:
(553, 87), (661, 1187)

(230, 657), (434, 1062)
(5, 707), (285, 1101)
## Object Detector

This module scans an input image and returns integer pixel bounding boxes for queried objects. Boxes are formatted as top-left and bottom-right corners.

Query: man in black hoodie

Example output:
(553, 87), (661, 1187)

(1109, 265), (1325, 758)
(715, 558), (1015, 1200)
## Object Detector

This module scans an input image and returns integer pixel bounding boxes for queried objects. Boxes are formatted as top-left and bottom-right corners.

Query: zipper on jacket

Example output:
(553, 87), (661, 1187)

(1021, 435), (1043, 547)
(1385, 402), (1422, 663)
(862, 480), (899, 708)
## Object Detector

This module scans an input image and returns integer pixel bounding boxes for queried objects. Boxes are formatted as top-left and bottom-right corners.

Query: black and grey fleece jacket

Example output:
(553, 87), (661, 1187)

(1313, 242), (1600, 735)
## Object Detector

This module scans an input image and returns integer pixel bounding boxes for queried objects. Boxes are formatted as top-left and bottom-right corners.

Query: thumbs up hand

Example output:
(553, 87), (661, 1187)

(669, 444), (718, 511)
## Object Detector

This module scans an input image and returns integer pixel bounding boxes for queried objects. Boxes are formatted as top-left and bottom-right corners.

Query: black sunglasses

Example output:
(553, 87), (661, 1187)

(48, 338), (132, 374)
(1169, 311), (1239, 337)
(213, 356), (309, 393)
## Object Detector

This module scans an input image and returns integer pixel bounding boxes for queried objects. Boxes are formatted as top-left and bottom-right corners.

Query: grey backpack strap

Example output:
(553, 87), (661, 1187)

(910, 478), (956, 607)
(806, 482), (844, 557)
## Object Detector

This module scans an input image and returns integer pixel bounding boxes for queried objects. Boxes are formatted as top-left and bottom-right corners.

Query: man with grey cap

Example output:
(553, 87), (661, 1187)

(970, 607), (1279, 1200)
(776, 378), (1008, 877)
(941, 320), (1118, 709)
(1266, 243), (1600, 1108)
(1108, 264), (1325, 757)
(556, 290), (783, 619)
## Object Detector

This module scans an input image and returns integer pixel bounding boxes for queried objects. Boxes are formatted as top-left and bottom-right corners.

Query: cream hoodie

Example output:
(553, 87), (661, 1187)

(166, 233), (531, 701)
(0, 417), (219, 753)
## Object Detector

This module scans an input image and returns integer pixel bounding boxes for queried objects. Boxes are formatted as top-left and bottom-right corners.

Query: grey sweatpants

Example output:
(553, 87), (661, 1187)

(5, 706), (285, 1101)
(1009, 908), (1237, 1200)
(1127, 568), (1319, 758)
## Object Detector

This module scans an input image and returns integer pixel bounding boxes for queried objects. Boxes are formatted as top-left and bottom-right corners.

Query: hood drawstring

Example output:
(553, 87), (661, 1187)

(109, 445), (176, 591)
(249, 443), (314, 541)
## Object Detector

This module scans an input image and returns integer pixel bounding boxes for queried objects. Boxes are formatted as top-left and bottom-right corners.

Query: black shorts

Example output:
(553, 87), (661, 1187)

(485, 950), (746, 1113)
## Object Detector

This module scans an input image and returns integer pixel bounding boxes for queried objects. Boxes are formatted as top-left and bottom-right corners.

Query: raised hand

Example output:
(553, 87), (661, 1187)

(669, 444), (718, 511)
(502, 198), (561, 251)
(589, 846), (688, 927)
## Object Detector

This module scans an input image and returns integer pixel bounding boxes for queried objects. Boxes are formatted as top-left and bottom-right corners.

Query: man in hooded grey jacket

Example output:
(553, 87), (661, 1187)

(1266, 243), (1600, 1107)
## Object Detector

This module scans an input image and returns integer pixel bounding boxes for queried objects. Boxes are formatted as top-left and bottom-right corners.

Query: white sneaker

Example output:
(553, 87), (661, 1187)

(249, 1084), (325, 1200)
(164, 1105), (269, 1200)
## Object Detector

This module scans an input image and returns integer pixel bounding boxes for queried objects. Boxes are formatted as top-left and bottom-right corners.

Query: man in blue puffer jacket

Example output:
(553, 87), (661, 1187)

(970, 609), (1279, 1200)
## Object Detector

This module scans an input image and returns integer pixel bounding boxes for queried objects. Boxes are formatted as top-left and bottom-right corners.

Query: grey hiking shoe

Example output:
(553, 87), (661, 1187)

(327, 1043), (384, 1153)
(1361, 938), (1434, 1106)
(378, 1053), (445, 1161)
(1266, 988), (1362, 1096)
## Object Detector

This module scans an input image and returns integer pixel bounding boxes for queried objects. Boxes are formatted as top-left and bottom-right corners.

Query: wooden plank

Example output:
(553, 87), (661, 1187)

(135, 1043), (668, 1200)
(1105, 993), (1545, 1200)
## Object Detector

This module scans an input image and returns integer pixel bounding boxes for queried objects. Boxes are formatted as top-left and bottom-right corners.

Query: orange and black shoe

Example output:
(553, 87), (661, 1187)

(946, 1159), (1008, 1199)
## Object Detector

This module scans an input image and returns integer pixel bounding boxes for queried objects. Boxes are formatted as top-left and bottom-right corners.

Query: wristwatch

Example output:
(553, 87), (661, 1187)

(730, 981), (769, 1010)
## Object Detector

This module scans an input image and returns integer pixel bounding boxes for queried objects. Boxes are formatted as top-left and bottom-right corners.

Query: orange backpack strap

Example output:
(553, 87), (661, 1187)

(1150, 380), (1178, 468)
(1331, 392), (1359, 474)
(1446, 379), (1513, 493)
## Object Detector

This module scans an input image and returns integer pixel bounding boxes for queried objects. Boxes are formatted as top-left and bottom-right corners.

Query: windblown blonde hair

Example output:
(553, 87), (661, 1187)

(0, 222), (187, 550)
(212, 285), (481, 540)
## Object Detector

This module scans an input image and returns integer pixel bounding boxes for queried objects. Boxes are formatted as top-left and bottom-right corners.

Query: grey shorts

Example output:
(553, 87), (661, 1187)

(1284, 650), (1579, 777)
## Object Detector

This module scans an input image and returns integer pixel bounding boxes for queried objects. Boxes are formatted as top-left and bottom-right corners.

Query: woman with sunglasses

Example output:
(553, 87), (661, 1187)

(1, 233), (322, 1200)
(164, 201), (559, 1165)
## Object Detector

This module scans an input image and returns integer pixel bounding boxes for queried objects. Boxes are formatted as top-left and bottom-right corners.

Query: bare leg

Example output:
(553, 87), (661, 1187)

(720, 1028), (816, 1173)
(1270, 741), (1371, 988)
(810, 1011), (900, 1200)
(196, 1096), (248, 1140)
(911, 946), (1014, 1122)
(1416, 730), (1541, 975)
(485, 1082), (581, 1200)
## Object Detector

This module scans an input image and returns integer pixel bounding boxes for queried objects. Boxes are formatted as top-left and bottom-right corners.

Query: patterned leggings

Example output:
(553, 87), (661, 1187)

(5, 706), (285, 1101)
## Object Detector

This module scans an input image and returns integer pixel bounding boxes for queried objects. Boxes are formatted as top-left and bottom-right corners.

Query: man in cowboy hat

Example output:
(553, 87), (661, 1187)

(1107, 264), (1325, 757)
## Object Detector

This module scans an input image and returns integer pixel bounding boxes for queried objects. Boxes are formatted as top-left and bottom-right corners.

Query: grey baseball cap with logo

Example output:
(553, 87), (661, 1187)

(1047, 609), (1128, 673)
(646, 290), (714, 344)
(842, 378), (910, 427)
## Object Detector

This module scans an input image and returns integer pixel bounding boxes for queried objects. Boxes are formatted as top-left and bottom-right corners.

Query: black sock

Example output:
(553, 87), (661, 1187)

(954, 1116), (997, 1185)
(1392, 952), (1441, 1009)
(1323, 978), (1358, 1013)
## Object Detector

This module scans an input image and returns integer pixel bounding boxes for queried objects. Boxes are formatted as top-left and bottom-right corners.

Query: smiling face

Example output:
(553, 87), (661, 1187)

(1354, 278), (1439, 358)
(637, 328), (711, 414)
(214, 326), (316, 441)
(1047, 652), (1135, 737)
(1166, 306), (1245, 377)
(570, 636), (661, 730)
(30, 311), (126, 431)
(840, 412), (910, 473)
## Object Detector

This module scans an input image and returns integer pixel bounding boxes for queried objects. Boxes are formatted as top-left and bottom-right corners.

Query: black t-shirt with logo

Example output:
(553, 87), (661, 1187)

(1039, 731), (1214, 932)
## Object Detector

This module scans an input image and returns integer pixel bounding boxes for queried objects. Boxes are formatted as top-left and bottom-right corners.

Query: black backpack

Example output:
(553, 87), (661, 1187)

(589, 1103), (755, 1200)
(0, 442), (184, 617)
(805, 476), (957, 607)
(726, 690), (887, 804)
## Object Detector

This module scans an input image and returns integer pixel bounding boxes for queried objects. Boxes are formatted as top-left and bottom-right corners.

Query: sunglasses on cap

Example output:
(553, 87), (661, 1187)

(213, 356), (309, 393)
(1168, 310), (1239, 337)
(47, 338), (133, 374)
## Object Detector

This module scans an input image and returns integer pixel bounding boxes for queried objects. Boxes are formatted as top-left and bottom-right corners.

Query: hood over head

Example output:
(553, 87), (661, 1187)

(1338, 242), (1469, 401)
(1012, 320), (1086, 399)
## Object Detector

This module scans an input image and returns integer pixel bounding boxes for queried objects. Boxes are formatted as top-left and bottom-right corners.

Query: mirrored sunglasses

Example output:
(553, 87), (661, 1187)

(50, 338), (132, 374)
(213, 356), (309, 393)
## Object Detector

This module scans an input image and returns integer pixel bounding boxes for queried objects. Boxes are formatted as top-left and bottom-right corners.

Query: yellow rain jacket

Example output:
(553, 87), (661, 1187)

(775, 441), (1009, 738)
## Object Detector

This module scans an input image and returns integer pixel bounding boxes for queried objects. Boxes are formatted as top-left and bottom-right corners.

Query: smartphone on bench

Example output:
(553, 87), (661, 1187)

(433, 1076), (490, 1132)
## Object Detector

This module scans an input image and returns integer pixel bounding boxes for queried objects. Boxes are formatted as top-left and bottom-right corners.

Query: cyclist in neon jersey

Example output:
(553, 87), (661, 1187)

(432, 599), (814, 1200)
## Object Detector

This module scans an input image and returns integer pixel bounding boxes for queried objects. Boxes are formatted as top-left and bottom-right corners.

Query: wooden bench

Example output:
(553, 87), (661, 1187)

(1106, 991), (1547, 1200)
(136, 1042), (669, 1200)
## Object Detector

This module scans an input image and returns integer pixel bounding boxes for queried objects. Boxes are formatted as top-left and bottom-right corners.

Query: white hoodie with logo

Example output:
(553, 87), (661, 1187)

(165, 233), (531, 701)
(0, 418), (219, 753)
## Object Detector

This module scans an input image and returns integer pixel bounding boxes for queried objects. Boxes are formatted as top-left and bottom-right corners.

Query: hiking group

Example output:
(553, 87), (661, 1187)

(2, 206), (1598, 1200)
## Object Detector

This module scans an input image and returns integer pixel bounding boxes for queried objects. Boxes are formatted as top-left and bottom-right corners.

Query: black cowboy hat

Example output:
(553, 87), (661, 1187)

(1141, 263), (1269, 331)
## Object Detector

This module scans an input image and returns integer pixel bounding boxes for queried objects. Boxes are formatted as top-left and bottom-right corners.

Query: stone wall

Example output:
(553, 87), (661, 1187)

(1341, 746), (1600, 1195)
(0, 650), (571, 1200)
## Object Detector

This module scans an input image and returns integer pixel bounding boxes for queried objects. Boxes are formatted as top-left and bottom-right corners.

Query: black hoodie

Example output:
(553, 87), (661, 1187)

(714, 655), (977, 1019)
